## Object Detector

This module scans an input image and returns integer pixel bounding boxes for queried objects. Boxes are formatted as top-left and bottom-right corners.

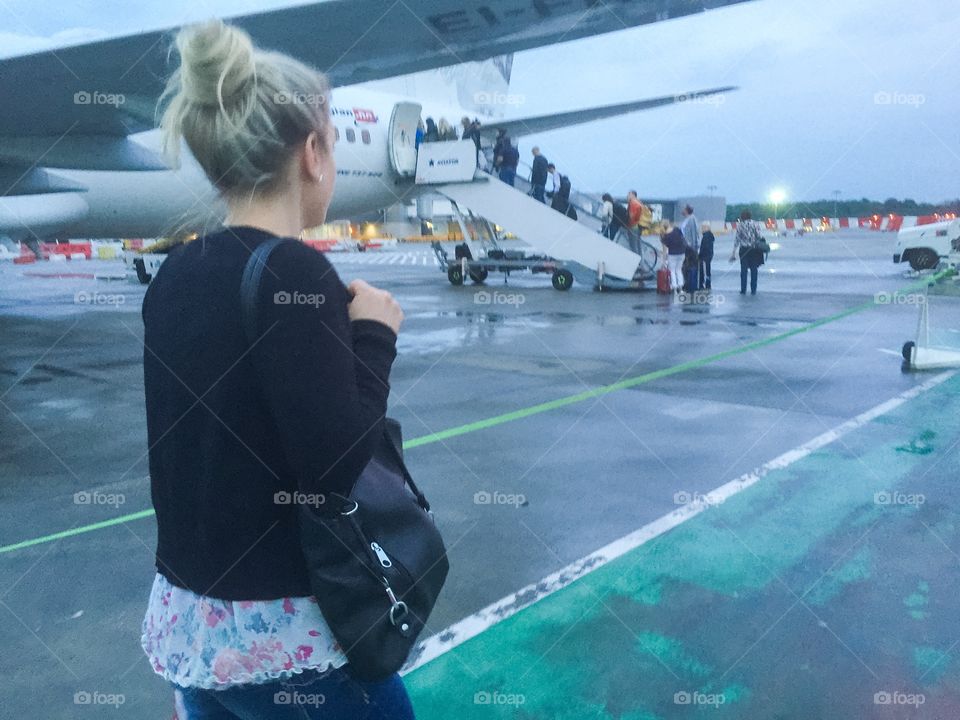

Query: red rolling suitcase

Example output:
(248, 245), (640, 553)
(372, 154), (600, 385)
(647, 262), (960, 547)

(657, 266), (671, 294)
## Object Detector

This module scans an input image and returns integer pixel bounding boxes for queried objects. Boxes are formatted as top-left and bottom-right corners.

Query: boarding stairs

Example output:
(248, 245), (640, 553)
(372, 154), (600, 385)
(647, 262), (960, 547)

(416, 142), (658, 289)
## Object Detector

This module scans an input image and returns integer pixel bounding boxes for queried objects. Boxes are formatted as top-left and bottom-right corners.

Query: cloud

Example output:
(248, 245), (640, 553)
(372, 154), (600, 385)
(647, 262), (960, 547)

(507, 0), (960, 202)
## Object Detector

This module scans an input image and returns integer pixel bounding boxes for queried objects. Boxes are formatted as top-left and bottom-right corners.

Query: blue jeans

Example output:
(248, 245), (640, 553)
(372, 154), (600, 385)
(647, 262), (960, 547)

(498, 167), (516, 186)
(740, 259), (758, 294)
(173, 667), (415, 719)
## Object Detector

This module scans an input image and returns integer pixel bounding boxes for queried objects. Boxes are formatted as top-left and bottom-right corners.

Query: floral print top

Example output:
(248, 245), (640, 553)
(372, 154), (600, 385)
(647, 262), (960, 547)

(141, 573), (347, 689)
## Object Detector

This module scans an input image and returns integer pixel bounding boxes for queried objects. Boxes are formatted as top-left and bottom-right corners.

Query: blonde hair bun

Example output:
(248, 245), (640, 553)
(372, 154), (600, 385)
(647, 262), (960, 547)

(159, 19), (330, 199)
(177, 21), (256, 109)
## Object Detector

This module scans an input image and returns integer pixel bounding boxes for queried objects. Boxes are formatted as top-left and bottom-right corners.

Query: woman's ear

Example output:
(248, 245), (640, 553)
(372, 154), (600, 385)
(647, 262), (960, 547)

(302, 131), (323, 183)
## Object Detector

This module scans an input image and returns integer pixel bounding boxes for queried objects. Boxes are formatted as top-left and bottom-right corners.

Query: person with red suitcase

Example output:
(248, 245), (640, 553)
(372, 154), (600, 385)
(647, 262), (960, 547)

(659, 221), (687, 293)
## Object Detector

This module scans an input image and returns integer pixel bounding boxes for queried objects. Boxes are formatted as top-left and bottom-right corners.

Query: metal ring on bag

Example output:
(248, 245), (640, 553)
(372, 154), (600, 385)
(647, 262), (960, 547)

(389, 601), (409, 627)
(339, 499), (359, 516)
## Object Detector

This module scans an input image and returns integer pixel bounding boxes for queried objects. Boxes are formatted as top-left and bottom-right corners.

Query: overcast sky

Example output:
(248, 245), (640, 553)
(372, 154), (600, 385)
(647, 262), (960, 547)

(2, 0), (958, 205)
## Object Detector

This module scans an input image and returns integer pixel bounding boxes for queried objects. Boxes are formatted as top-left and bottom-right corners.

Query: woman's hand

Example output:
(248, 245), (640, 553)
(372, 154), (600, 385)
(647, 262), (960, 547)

(346, 279), (404, 335)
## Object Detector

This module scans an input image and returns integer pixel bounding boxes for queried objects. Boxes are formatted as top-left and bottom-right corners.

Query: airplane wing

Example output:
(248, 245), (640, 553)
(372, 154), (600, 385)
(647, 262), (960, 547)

(0, 0), (752, 142)
(480, 86), (737, 139)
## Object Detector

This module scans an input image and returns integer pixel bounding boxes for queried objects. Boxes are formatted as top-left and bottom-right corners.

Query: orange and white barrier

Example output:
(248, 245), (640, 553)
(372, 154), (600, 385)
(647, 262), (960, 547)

(725, 213), (958, 233)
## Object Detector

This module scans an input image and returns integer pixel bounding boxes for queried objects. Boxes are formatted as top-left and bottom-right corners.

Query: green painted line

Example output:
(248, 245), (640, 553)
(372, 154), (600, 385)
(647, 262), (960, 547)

(0, 509), (155, 555)
(1, 270), (952, 556)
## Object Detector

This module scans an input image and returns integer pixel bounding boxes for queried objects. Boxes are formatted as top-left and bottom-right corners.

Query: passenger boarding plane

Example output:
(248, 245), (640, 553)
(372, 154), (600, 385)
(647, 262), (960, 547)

(0, 0), (750, 245)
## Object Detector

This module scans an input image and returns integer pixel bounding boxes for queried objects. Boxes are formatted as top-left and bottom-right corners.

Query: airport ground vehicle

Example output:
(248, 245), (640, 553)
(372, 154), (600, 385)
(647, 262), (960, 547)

(894, 219), (960, 271)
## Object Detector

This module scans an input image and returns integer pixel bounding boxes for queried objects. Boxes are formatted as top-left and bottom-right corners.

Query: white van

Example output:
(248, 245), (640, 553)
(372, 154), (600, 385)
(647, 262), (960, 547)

(894, 219), (960, 270)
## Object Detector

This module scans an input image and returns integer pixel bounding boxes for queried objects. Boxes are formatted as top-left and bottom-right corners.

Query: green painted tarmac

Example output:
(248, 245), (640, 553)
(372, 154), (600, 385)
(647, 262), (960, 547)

(406, 373), (960, 718)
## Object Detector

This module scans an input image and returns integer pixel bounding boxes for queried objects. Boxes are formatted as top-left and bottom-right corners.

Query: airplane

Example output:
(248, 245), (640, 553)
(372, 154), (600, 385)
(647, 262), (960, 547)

(0, 0), (751, 248)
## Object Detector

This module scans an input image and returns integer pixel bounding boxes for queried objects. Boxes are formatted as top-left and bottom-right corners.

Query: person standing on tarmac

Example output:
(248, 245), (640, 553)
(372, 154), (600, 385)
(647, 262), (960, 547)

(530, 147), (549, 203)
(680, 205), (701, 292)
(660, 220), (687, 293)
(730, 209), (765, 295)
(680, 205), (700, 254)
(699, 222), (715, 290)
(141, 19), (413, 720)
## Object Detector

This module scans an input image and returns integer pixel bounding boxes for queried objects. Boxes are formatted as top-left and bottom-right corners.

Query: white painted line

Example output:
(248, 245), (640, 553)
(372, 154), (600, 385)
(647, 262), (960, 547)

(402, 370), (957, 674)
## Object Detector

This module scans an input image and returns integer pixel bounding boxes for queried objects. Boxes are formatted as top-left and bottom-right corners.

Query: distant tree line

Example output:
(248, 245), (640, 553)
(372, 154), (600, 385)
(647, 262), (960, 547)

(726, 198), (960, 222)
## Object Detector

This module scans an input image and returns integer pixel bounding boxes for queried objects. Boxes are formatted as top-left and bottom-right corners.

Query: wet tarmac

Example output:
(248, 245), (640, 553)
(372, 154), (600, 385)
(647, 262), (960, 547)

(1, 230), (958, 718)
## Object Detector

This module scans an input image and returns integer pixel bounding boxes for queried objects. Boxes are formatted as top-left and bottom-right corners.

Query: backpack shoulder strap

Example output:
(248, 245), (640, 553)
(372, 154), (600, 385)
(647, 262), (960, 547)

(240, 237), (287, 346)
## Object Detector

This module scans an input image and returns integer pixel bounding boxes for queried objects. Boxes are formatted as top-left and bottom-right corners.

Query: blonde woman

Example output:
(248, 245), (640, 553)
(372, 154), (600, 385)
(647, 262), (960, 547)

(140, 20), (412, 719)
(660, 220), (687, 292)
(436, 117), (456, 141)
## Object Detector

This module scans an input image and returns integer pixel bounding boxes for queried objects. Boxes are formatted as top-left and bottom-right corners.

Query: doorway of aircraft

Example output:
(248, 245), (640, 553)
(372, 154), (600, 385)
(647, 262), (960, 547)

(388, 101), (422, 177)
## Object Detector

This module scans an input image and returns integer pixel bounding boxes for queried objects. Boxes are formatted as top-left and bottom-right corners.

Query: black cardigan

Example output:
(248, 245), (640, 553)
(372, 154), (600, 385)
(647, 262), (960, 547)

(142, 226), (397, 600)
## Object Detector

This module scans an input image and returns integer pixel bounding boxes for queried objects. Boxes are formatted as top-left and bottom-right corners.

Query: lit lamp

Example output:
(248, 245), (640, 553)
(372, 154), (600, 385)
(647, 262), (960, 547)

(769, 189), (787, 220)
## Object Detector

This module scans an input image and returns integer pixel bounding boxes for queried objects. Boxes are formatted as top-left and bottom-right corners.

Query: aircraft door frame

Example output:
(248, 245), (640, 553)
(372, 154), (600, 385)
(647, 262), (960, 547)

(388, 101), (422, 177)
